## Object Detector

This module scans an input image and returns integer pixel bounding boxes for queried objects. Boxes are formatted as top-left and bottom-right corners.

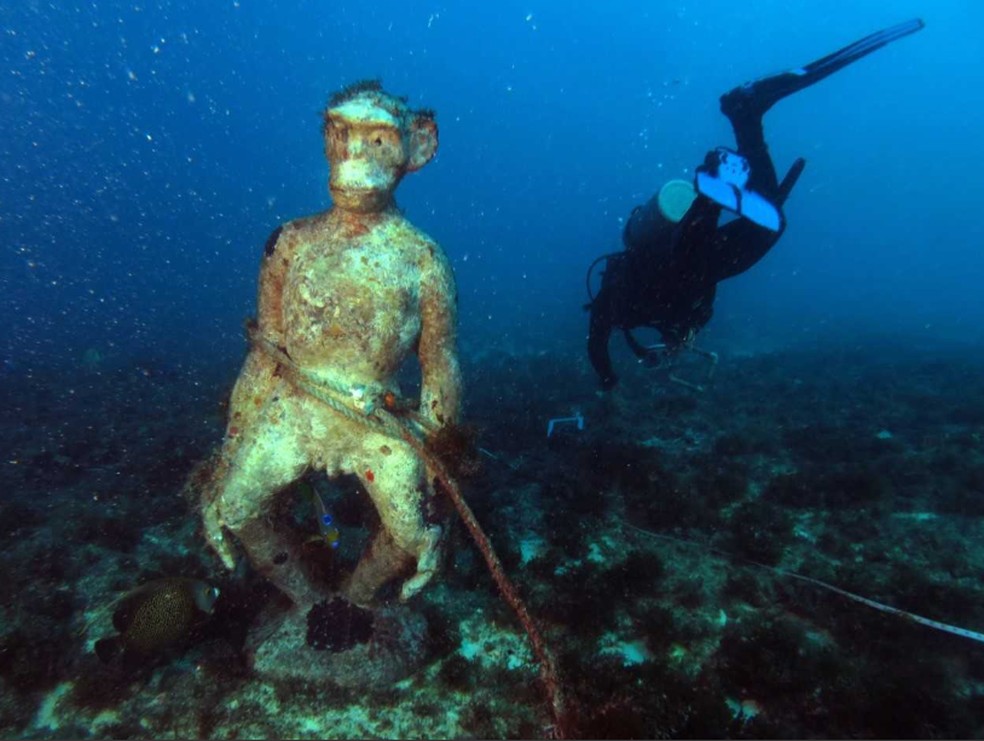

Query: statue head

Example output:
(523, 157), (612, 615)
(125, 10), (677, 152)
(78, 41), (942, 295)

(323, 80), (438, 213)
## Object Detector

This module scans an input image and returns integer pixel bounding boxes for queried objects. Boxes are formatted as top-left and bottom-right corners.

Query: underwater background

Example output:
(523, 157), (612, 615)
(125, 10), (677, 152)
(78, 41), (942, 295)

(4, 0), (984, 738)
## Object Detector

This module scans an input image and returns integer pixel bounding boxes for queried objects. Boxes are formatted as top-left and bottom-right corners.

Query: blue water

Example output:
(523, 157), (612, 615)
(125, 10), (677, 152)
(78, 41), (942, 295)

(5, 3), (984, 737)
(3, 0), (980, 372)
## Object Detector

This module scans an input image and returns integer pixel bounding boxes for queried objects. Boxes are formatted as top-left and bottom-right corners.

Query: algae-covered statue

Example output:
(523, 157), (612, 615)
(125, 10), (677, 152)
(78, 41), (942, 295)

(197, 81), (461, 611)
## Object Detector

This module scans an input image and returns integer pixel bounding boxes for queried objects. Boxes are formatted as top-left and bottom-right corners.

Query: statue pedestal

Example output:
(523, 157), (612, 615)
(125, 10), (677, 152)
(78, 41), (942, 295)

(246, 599), (429, 688)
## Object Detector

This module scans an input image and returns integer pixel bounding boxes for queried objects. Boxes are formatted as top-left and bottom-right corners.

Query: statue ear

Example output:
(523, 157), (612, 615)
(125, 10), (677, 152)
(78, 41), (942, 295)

(406, 116), (438, 171)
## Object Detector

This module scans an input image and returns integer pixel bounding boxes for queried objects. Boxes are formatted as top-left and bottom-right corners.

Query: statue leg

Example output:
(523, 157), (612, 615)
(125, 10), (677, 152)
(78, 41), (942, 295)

(344, 431), (444, 605)
(344, 528), (413, 606)
(200, 402), (323, 608)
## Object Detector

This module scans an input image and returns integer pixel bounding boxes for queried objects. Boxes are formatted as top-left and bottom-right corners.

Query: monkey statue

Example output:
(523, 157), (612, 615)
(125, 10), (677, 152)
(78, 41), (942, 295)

(196, 81), (461, 611)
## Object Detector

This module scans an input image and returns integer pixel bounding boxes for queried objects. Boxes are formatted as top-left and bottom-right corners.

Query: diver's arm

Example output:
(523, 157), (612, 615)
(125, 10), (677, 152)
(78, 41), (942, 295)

(588, 294), (618, 390)
(623, 329), (651, 360)
(658, 288), (716, 349)
(418, 243), (462, 427)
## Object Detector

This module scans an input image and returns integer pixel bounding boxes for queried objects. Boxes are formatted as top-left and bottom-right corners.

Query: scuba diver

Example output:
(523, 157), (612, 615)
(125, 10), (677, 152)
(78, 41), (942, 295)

(586, 18), (924, 390)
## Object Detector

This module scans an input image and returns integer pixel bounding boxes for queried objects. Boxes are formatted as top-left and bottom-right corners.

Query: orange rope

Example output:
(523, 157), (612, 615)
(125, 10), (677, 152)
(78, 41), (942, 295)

(393, 425), (571, 737)
(250, 335), (572, 735)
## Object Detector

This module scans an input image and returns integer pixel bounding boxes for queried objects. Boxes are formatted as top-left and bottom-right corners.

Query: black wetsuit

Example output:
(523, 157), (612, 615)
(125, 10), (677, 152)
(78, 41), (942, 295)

(587, 106), (782, 390)
(585, 17), (924, 390)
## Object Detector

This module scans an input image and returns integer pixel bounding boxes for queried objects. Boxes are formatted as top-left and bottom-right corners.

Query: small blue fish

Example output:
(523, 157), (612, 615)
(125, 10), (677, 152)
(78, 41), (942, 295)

(303, 481), (340, 549)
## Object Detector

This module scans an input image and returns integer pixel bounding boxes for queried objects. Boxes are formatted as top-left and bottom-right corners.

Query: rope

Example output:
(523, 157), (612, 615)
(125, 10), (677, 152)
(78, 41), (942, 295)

(251, 332), (572, 736)
(623, 523), (984, 645)
(250, 331), (426, 435)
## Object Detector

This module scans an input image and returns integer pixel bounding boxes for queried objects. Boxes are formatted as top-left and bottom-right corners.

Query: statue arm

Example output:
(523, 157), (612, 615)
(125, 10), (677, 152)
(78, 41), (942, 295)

(418, 243), (462, 427)
(221, 225), (291, 438)
(256, 225), (289, 344)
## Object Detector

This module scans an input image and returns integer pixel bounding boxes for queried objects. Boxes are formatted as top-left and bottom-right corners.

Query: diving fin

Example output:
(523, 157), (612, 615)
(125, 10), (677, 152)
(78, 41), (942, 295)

(695, 147), (782, 232)
(721, 18), (925, 121)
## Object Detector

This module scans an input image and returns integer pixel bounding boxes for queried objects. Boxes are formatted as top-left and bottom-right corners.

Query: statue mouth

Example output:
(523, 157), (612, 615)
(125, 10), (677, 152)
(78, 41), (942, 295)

(330, 186), (392, 203)
(333, 186), (375, 193)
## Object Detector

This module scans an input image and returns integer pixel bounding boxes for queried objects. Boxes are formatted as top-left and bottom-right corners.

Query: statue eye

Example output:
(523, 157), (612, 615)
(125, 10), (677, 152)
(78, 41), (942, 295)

(373, 136), (383, 147)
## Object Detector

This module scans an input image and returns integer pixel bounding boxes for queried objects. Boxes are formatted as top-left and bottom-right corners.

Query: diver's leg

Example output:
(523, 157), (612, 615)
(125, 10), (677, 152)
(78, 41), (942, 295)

(724, 110), (779, 199)
(721, 18), (923, 196)
(703, 220), (781, 283)
(721, 18), (923, 123)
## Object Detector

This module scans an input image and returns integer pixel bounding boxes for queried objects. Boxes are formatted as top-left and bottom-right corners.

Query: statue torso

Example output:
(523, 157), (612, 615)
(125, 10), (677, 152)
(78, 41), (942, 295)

(280, 210), (431, 388)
